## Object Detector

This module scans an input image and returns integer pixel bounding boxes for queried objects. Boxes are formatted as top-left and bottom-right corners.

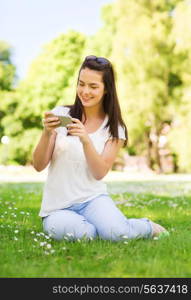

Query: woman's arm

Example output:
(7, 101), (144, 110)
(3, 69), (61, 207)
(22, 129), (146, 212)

(83, 138), (124, 180)
(32, 111), (61, 172)
(32, 130), (57, 172)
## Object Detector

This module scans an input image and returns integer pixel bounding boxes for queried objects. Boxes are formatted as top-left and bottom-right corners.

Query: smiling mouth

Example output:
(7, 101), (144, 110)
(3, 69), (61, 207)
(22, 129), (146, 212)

(82, 97), (92, 101)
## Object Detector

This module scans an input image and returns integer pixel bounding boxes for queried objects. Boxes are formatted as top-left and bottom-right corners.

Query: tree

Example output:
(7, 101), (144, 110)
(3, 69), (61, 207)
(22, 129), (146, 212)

(0, 30), (86, 165)
(84, 3), (116, 58)
(0, 41), (16, 91)
(167, 0), (191, 172)
(0, 41), (17, 164)
(95, 0), (186, 172)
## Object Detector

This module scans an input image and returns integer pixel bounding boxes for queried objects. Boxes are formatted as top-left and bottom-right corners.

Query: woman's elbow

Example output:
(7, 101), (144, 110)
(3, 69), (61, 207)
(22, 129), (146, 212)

(32, 160), (45, 172)
(94, 174), (103, 181)
(94, 169), (110, 180)
(32, 163), (42, 172)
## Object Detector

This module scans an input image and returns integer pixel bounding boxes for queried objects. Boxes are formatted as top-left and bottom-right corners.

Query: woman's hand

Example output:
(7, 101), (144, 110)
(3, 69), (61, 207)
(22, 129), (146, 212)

(67, 118), (90, 145)
(42, 112), (61, 135)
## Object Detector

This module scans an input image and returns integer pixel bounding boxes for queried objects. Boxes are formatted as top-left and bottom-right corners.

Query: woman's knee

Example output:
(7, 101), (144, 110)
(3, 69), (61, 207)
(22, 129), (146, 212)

(43, 210), (97, 241)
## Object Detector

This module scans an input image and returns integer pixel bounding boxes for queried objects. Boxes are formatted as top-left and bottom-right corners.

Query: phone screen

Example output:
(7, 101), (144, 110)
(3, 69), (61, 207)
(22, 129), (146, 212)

(56, 115), (72, 127)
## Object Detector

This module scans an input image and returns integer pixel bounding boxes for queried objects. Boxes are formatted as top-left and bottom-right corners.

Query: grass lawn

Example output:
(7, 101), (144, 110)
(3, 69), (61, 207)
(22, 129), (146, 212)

(0, 174), (191, 278)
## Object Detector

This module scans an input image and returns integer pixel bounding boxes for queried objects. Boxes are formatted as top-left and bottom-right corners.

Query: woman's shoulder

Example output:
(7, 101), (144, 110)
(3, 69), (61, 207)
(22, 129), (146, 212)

(101, 120), (126, 141)
(50, 105), (70, 116)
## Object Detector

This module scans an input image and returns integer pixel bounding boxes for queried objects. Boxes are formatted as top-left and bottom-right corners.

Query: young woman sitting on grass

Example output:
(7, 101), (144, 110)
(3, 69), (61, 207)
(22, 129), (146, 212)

(32, 55), (168, 241)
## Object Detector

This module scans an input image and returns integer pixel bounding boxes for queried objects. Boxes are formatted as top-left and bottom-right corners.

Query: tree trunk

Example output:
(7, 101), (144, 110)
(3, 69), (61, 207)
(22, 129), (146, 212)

(145, 128), (163, 173)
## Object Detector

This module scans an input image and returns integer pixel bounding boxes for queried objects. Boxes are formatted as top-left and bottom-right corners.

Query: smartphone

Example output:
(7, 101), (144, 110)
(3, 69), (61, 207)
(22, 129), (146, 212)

(55, 115), (73, 127)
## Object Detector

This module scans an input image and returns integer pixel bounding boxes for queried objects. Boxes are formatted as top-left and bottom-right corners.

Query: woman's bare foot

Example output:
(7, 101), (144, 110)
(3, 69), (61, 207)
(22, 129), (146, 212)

(150, 221), (167, 237)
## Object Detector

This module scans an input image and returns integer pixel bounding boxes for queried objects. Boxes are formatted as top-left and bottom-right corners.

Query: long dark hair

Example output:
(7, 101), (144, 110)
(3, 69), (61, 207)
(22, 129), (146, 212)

(66, 56), (128, 147)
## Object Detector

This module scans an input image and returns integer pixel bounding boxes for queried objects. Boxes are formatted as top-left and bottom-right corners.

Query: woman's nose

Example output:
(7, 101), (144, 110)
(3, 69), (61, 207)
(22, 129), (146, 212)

(82, 86), (90, 95)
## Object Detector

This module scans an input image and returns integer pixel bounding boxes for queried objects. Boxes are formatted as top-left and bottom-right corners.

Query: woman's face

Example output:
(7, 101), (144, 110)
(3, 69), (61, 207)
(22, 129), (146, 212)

(77, 67), (105, 109)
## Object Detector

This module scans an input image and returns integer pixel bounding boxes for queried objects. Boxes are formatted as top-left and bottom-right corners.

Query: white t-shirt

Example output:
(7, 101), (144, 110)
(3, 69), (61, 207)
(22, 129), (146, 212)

(39, 106), (126, 217)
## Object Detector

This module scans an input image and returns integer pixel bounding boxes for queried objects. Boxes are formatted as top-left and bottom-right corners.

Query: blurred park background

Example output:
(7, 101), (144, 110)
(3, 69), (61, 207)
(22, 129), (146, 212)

(1, 0), (191, 175)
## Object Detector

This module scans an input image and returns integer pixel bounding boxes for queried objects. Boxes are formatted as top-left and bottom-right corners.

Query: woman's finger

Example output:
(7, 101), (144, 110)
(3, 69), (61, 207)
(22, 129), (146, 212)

(43, 119), (60, 127)
(67, 123), (81, 129)
(71, 118), (82, 124)
(44, 111), (55, 119)
(68, 128), (82, 133)
(47, 117), (59, 122)
(69, 132), (83, 137)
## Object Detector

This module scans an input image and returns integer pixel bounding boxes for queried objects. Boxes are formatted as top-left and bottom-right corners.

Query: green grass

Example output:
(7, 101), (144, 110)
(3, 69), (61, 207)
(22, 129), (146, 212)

(0, 178), (191, 278)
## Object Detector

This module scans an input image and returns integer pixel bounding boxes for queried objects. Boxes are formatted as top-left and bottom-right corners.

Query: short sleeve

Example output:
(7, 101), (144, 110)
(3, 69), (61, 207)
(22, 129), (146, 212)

(106, 125), (126, 141)
(118, 125), (126, 140)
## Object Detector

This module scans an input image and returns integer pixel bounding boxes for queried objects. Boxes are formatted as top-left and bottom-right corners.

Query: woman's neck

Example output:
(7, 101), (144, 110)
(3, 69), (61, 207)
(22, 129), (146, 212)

(83, 106), (105, 121)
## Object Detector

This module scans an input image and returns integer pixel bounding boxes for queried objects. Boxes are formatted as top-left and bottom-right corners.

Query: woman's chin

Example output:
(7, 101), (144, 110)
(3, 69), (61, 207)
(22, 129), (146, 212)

(81, 100), (93, 107)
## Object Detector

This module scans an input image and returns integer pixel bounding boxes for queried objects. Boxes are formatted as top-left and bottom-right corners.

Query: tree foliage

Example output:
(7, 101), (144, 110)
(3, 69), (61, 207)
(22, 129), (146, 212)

(0, 41), (16, 91)
(0, 31), (86, 164)
(0, 41), (16, 160)
(91, 0), (190, 172)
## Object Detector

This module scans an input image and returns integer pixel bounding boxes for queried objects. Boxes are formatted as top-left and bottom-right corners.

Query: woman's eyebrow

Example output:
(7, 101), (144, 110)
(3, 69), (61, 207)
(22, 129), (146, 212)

(79, 80), (99, 85)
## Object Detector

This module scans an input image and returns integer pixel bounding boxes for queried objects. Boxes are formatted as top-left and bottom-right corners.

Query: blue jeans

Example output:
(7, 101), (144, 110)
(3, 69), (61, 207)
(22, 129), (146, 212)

(42, 194), (153, 241)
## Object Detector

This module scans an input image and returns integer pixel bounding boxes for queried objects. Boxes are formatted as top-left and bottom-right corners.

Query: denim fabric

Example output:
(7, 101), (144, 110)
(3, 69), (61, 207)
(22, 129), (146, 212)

(42, 194), (153, 241)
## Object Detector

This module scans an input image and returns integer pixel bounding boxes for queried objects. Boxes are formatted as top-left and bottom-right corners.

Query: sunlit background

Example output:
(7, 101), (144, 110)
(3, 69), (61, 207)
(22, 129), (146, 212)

(0, 0), (191, 174)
